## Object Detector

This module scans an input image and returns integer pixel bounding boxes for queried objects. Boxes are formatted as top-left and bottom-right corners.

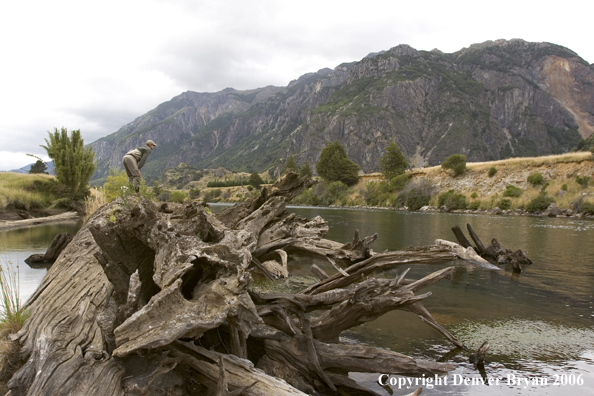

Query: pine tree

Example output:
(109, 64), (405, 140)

(380, 141), (408, 180)
(316, 141), (360, 186)
(283, 155), (298, 174)
(248, 171), (264, 189)
(441, 154), (467, 176)
(29, 160), (48, 174)
(41, 127), (97, 194)
(299, 161), (313, 178)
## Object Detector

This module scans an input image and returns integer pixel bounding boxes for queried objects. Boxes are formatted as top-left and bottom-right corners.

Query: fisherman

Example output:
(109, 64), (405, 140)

(122, 140), (157, 193)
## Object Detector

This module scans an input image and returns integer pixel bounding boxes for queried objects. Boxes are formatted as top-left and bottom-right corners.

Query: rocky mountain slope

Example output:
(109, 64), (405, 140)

(90, 39), (594, 183)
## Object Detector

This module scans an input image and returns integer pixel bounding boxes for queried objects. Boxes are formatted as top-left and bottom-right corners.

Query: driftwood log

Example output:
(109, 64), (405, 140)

(451, 224), (532, 273)
(24, 232), (73, 267)
(9, 172), (476, 396)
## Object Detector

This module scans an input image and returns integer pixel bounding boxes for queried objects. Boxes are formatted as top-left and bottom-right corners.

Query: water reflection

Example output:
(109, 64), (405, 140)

(282, 207), (594, 396)
(0, 220), (83, 302)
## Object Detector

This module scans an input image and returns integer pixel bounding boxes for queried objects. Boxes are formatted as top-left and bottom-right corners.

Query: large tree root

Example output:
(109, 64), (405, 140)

(8, 172), (474, 395)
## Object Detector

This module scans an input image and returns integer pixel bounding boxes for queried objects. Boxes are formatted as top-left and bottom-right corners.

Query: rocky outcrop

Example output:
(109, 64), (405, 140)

(90, 39), (594, 182)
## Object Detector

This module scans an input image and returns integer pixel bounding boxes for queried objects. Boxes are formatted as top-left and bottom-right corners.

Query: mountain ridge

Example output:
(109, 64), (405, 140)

(90, 39), (594, 183)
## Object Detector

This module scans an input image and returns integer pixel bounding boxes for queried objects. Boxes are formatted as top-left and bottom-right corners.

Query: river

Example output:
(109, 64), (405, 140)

(1, 207), (593, 396)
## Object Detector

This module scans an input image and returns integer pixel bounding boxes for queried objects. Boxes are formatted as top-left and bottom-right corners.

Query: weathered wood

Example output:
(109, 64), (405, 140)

(17, 210), (32, 219)
(8, 172), (471, 396)
(469, 341), (490, 369)
(434, 239), (500, 270)
(170, 341), (309, 396)
(300, 246), (458, 295)
(452, 226), (532, 270)
(24, 232), (73, 266)
(0, 211), (79, 231)
(310, 264), (329, 280)
(451, 225), (472, 248)
(466, 223), (488, 256)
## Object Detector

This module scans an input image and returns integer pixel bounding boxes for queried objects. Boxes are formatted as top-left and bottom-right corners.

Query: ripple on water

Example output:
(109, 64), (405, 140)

(451, 318), (594, 365)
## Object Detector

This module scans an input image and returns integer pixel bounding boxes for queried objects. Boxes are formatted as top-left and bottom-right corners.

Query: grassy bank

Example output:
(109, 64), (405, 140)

(0, 172), (57, 211)
(88, 152), (593, 218)
(190, 152), (594, 215)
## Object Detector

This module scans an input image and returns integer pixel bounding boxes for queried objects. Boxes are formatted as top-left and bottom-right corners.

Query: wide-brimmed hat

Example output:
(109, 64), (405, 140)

(146, 140), (157, 146)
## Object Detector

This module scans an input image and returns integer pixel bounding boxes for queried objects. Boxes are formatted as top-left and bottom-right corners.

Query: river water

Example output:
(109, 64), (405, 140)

(1, 207), (593, 396)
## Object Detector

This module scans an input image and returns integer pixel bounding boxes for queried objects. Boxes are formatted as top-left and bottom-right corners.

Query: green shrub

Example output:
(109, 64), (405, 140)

(470, 192), (478, 199)
(189, 188), (201, 199)
(488, 167), (497, 177)
(389, 174), (410, 191)
(525, 193), (555, 213)
(406, 188), (431, 210)
(576, 175), (590, 188)
(380, 141), (408, 180)
(527, 173), (544, 186)
(401, 179), (434, 210)
(581, 201), (594, 215)
(503, 185), (523, 197)
(468, 201), (480, 210)
(561, 184), (568, 191)
(168, 190), (187, 203)
(103, 169), (152, 200)
(318, 181), (349, 206)
(437, 190), (467, 210)
(316, 141), (360, 186)
(206, 177), (249, 188)
(497, 198), (511, 210)
(363, 183), (386, 206)
(441, 154), (467, 176)
(248, 172), (264, 189)
(292, 188), (319, 206)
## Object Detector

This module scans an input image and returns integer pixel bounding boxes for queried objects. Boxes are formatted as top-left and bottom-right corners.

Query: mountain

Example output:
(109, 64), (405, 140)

(10, 162), (55, 175)
(90, 39), (594, 183)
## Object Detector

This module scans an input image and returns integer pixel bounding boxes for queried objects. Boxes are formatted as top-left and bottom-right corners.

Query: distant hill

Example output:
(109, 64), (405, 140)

(10, 161), (55, 175)
(90, 39), (594, 183)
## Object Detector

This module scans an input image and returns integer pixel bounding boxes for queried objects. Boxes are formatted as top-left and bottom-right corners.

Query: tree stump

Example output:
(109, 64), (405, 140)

(9, 172), (475, 396)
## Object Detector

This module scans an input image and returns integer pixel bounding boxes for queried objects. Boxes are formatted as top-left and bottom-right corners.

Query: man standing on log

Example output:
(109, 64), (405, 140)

(122, 140), (157, 194)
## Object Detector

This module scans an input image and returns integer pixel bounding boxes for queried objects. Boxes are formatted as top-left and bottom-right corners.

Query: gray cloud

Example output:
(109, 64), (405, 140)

(2, 0), (593, 171)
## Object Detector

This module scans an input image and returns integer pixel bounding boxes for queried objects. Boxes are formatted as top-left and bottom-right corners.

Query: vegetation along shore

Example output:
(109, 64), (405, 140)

(94, 151), (594, 220)
(2, 151), (593, 223)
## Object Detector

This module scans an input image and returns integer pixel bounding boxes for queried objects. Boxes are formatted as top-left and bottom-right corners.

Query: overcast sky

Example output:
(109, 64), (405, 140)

(1, 0), (593, 171)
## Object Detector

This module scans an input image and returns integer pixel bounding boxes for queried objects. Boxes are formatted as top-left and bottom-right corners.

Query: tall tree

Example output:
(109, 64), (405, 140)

(380, 141), (408, 180)
(441, 154), (467, 177)
(248, 171), (264, 189)
(283, 155), (298, 174)
(29, 160), (48, 174)
(316, 141), (360, 186)
(299, 161), (313, 178)
(41, 127), (97, 194)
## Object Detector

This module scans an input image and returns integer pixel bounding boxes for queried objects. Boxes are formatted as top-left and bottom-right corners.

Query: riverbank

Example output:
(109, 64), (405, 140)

(199, 152), (594, 217)
(0, 211), (80, 231)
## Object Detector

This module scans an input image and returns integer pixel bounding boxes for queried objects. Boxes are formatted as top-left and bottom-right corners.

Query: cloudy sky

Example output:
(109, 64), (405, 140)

(1, 0), (593, 171)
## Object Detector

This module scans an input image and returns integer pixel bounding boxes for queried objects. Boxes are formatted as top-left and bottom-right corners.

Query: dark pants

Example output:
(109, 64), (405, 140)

(122, 155), (141, 191)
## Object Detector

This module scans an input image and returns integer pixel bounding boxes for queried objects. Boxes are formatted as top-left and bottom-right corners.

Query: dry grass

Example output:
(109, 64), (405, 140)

(0, 260), (30, 334)
(83, 187), (108, 222)
(0, 172), (56, 210)
(411, 152), (593, 175)
(467, 152), (593, 171)
(0, 258), (29, 392)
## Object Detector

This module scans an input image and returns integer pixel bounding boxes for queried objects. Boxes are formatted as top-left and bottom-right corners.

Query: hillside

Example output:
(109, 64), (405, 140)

(406, 152), (593, 211)
(90, 39), (594, 183)
(191, 152), (594, 215)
